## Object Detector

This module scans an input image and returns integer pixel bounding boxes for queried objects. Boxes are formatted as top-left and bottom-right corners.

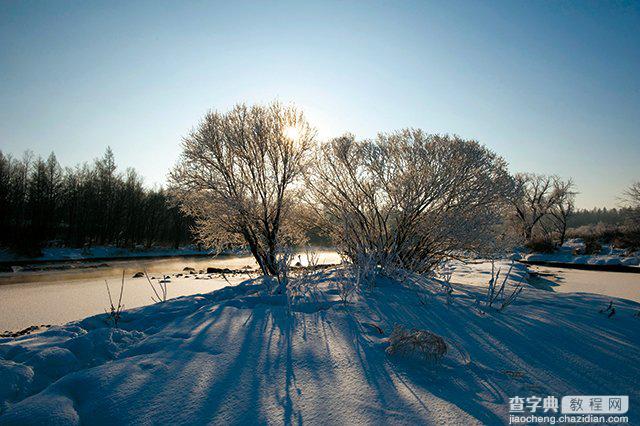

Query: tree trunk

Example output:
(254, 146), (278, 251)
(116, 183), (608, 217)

(243, 227), (271, 276)
(559, 223), (567, 246)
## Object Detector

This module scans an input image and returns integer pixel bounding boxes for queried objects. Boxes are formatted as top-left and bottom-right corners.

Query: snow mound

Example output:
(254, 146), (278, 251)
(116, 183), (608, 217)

(1, 263), (639, 424)
(521, 240), (640, 267)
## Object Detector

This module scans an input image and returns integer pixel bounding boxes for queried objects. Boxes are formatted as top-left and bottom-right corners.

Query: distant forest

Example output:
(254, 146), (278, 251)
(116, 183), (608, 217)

(0, 148), (194, 256)
(567, 207), (632, 228)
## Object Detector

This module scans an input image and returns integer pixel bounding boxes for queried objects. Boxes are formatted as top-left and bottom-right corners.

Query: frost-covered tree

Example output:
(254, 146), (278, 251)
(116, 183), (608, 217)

(628, 181), (640, 228)
(622, 181), (640, 247)
(306, 130), (515, 274)
(548, 184), (576, 246)
(623, 181), (640, 211)
(509, 173), (574, 243)
(170, 102), (315, 279)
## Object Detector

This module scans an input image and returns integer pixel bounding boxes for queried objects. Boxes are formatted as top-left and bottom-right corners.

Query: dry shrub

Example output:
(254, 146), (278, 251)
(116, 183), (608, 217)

(584, 237), (602, 255)
(144, 270), (167, 303)
(386, 325), (447, 362)
(334, 260), (373, 305)
(484, 261), (524, 312)
(105, 271), (125, 327)
(336, 275), (356, 305)
(525, 238), (556, 254)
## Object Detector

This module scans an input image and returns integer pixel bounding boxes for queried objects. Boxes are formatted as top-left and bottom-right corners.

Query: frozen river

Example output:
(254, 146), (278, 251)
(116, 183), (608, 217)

(451, 261), (640, 303)
(0, 250), (341, 331)
(525, 264), (640, 302)
(1, 255), (639, 331)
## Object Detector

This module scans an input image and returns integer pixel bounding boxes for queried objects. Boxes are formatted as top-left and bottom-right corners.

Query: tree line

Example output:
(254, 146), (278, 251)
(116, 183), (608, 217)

(568, 207), (633, 227)
(0, 148), (193, 256)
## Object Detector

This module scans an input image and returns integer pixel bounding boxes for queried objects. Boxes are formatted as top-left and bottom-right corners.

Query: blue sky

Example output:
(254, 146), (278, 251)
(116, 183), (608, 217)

(1, 0), (638, 208)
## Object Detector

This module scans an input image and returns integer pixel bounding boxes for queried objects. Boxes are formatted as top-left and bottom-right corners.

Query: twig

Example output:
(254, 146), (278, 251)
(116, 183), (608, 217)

(144, 270), (163, 303)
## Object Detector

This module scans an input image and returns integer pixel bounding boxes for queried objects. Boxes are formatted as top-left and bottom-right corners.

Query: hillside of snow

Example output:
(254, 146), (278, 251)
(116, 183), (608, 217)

(1, 262), (639, 425)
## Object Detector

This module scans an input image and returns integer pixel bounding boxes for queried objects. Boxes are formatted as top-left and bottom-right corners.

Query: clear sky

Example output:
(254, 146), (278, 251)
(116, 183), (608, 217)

(1, 0), (638, 208)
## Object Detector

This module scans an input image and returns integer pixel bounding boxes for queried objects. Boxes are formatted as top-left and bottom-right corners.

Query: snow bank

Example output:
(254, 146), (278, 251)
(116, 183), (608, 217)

(520, 239), (640, 267)
(1, 262), (639, 424)
(523, 252), (640, 266)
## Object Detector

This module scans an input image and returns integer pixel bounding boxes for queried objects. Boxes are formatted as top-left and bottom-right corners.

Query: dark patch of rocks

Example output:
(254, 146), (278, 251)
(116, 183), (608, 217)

(1, 324), (52, 339)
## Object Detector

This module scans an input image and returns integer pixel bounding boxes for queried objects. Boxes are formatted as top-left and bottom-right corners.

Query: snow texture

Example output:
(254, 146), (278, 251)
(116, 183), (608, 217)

(1, 261), (638, 425)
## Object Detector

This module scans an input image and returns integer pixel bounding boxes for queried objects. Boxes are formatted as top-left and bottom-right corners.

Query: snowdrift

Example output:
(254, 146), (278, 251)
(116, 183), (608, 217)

(520, 239), (640, 268)
(1, 262), (638, 425)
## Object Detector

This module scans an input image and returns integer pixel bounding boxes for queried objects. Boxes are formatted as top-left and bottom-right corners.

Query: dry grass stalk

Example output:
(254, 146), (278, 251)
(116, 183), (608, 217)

(386, 325), (447, 362)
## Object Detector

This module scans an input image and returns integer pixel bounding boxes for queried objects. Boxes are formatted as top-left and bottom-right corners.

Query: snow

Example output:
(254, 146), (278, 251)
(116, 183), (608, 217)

(1, 262), (639, 424)
(523, 252), (640, 266)
(0, 251), (342, 331)
(519, 239), (640, 267)
(526, 265), (640, 303)
(449, 260), (640, 302)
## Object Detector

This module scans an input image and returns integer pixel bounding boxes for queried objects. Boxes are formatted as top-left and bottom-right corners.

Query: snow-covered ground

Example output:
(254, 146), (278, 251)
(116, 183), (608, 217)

(519, 239), (640, 267)
(1, 261), (638, 424)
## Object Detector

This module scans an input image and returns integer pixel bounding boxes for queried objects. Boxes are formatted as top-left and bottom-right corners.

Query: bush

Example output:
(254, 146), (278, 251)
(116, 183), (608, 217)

(386, 325), (447, 362)
(525, 238), (556, 253)
(566, 223), (625, 246)
(584, 238), (602, 255)
(483, 261), (524, 311)
(307, 131), (515, 274)
(616, 228), (640, 252)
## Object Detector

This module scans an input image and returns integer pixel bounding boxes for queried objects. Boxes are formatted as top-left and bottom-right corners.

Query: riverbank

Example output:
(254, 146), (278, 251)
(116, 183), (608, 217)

(518, 259), (640, 273)
(0, 246), (214, 268)
(516, 239), (640, 271)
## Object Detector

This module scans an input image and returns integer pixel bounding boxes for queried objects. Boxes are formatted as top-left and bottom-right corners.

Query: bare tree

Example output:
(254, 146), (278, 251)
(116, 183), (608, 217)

(169, 102), (315, 284)
(306, 130), (515, 274)
(621, 181), (640, 248)
(625, 181), (640, 230)
(509, 173), (574, 244)
(549, 184), (576, 246)
(624, 181), (640, 205)
(0, 148), (195, 255)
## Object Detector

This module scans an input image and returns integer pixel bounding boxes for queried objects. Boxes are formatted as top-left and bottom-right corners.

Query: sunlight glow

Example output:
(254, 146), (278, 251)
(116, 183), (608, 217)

(284, 125), (299, 140)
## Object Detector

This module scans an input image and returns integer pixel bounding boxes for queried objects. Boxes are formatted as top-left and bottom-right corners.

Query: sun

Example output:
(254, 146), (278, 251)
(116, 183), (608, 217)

(284, 125), (299, 140)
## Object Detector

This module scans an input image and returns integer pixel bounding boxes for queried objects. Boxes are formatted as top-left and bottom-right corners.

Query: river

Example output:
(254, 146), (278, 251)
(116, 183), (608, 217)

(1, 255), (638, 332)
(451, 261), (640, 304)
(0, 250), (341, 331)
